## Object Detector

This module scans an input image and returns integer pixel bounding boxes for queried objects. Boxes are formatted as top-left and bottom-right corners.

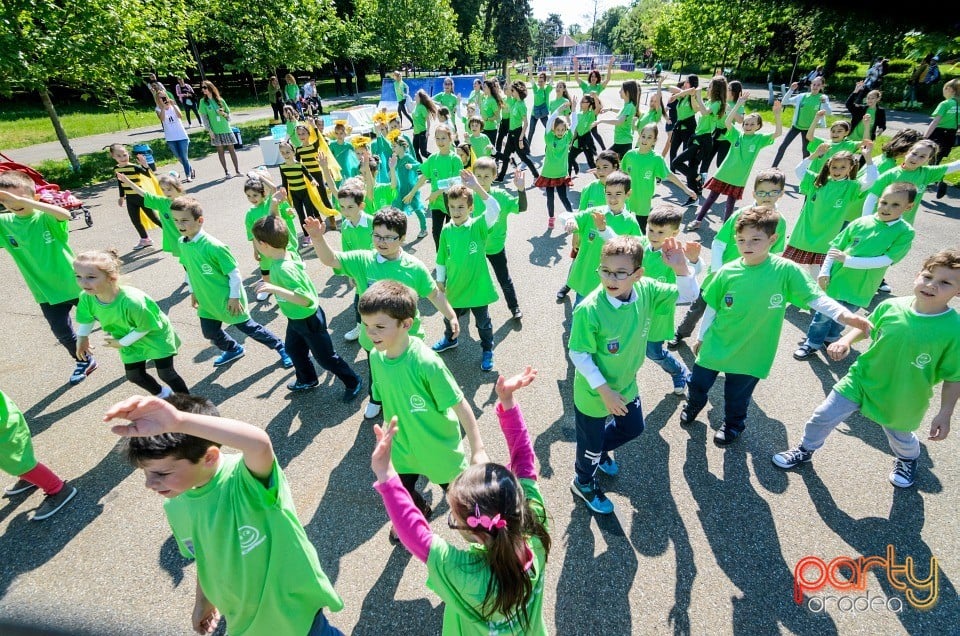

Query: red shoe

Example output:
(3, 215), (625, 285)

(547, 217), (555, 229)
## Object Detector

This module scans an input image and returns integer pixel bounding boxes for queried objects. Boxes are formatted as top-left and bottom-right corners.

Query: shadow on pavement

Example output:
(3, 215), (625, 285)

(353, 547), (442, 635)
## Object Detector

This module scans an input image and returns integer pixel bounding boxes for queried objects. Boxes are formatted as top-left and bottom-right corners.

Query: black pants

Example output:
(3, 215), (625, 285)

(710, 133), (731, 169)
(306, 170), (333, 209)
(431, 208), (449, 250)
(671, 133), (713, 191)
(675, 291), (707, 339)
(125, 194), (162, 239)
(497, 128), (539, 180)
(669, 116), (697, 164)
(574, 398), (645, 483)
(771, 126), (812, 168)
(483, 129), (498, 147)
(635, 215), (648, 233)
(610, 143), (633, 160)
(494, 119), (510, 158)
(486, 250), (519, 312)
(398, 473), (448, 517)
(181, 101), (201, 126)
(568, 135), (597, 173)
(286, 308), (361, 388)
(544, 185), (572, 217)
(398, 101), (412, 126)
(443, 306), (494, 351)
(526, 115), (548, 146)
(590, 127), (606, 151)
(200, 317), (283, 353)
(413, 131), (430, 162)
(290, 188), (320, 232)
(39, 298), (80, 360)
(271, 99), (284, 122)
(124, 356), (189, 395)
(685, 364), (761, 432)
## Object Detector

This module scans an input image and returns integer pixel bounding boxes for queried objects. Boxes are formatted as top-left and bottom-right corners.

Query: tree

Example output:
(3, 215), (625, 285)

(593, 6), (627, 52)
(533, 14), (564, 63)
(493, 0), (533, 76)
(366, 0), (460, 70)
(450, 0), (485, 70)
(0, 0), (191, 171)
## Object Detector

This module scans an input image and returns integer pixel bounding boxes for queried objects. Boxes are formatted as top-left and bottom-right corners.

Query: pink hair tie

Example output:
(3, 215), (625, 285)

(466, 504), (507, 532)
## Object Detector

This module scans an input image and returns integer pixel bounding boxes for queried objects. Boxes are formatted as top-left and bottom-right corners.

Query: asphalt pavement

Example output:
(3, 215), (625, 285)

(0, 83), (957, 635)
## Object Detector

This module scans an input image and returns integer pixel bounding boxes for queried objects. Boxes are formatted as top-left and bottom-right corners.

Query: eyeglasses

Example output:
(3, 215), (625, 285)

(372, 234), (400, 243)
(754, 190), (782, 199)
(596, 266), (639, 281)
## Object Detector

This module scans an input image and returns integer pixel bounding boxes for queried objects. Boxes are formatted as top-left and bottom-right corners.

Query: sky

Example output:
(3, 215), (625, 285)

(528, 0), (632, 33)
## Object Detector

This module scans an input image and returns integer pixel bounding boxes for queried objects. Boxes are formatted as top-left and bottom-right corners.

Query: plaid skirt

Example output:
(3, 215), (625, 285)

(535, 176), (574, 188)
(705, 178), (744, 199)
(210, 131), (236, 147)
(783, 246), (826, 265)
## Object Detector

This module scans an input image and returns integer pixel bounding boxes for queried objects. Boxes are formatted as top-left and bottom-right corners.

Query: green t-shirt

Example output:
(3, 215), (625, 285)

(420, 152), (464, 213)
(371, 184), (398, 214)
(437, 217), (498, 308)
(531, 83), (552, 107)
(714, 207), (787, 268)
(433, 92), (460, 123)
(481, 96), (500, 131)
(698, 256), (821, 378)
(714, 129), (776, 187)
(874, 155), (897, 175)
(621, 149), (670, 217)
(165, 454), (343, 636)
(0, 389), (38, 476)
(794, 92), (825, 130)
(834, 297), (960, 431)
(426, 478), (548, 635)
(244, 202), (299, 272)
(931, 98), (959, 130)
(676, 95), (695, 121)
(0, 210), (78, 305)
(179, 231), (249, 325)
(566, 208), (642, 296)
(371, 136), (394, 183)
(508, 97), (527, 131)
(198, 98), (232, 135)
(718, 100), (745, 131)
(613, 102), (637, 145)
(849, 106), (876, 142)
(394, 80), (409, 101)
(341, 213), (374, 252)
(472, 190), (519, 254)
(370, 337), (466, 483)
(468, 134), (493, 158)
(337, 250), (437, 350)
(574, 109), (597, 141)
(270, 257), (319, 320)
(806, 138), (859, 174)
(329, 141), (359, 179)
(76, 286), (180, 364)
(825, 216), (915, 307)
(143, 192), (180, 256)
(641, 244), (680, 341)
(694, 100), (722, 136)
(541, 130), (573, 179)
(412, 102), (429, 134)
(578, 180), (606, 210)
(548, 97), (571, 117)
(869, 165), (948, 225)
(788, 175), (865, 254)
(579, 81), (603, 96)
(285, 120), (302, 149)
(569, 279), (678, 417)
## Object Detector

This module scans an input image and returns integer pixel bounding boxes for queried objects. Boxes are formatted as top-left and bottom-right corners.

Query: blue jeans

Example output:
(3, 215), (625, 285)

(685, 364), (760, 432)
(574, 398), (645, 483)
(804, 301), (858, 350)
(645, 340), (689, 387)
(165, 139), (192, 178)
(200, 317), (283, 353)
(308, 611), (344, 636)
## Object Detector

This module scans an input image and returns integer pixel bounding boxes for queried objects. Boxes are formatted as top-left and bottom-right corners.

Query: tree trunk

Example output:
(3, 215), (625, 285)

(39, 87), (80, 173)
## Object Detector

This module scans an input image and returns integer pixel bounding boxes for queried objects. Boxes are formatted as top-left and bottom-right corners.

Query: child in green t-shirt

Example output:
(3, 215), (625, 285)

(0, 170), (96, 385)
(681, 207), (872, 446)
(472, 157), (526, 320)
(172, 196), (292, 369)
(403, 124), (464, 248)
(74, 250), (189, 398)
(1, 388), (77, 521)
(621, 123), (697, 231)
(432, 176), (503, 372)
(109, 393), (345, 635)
(569, 235), (698, 514)
(359, 280), (488, 540)
(242, 171), (300, 302)
(117, 171), (186, 260)
(793, 182), (917, 361)
(467, 116), (494, 159)
(535, 109), (575, 228)
(774, 248), (960, 488)
(328, 176), (374, 342)
(802, 109), (860, 175)
(372, 364), (550, 634)
(252, 215), (363, 398)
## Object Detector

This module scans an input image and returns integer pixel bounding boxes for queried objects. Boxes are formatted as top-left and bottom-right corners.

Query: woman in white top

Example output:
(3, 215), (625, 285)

(154, 92), (195, 181)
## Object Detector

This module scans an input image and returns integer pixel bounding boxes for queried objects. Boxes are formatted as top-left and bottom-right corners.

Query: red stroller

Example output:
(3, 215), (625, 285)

(0, 151), (93, 227)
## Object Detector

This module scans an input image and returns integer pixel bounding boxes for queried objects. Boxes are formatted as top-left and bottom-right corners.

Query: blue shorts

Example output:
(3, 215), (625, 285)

(532, 104), (549, 119)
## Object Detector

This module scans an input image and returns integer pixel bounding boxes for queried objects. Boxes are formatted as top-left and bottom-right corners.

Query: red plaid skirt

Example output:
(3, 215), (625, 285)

(783, 246), (826, 265)
(705, 178), (744, 199)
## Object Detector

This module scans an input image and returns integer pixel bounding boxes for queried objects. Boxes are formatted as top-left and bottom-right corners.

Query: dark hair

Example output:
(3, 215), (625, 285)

(648, 205), (683, 229)
(595, 150), (620, 169)
(707, 76), (727, 120)
(554, 81), (571, 105)
(580, 93), (598, 112)
(754, 168), (785, 189)
(883, 181), (919, 204)
(735, 206), (780, 237)
(437, 106), (450, 119)
(483, 80), (504, 109)
(686, 74), (699, 88)
(456, 143), (474, 168)
(447, 463), (551, 630)
(605, 170), (631, 192)
(468, 115), (484, 129)
(373, 207), (407, 237)
(337, 182), (365, 205)
(621, 80), (640, 111)
(416, 90), (439, 118)
(512, 80), (528, 101)
(358, 279), (417, 321)
(814, 150), (858, 188)
(601, 235), (644, 268)
(244, 178), (266, 196)
(123, 395), (221, 465)
(201, 81), (224, 109)
(252, 214), (290, 249)
(170, 196), (203, 220)
(728, 80), (743, 102)
(367, 154), (380, 173)
(0, 169), (35, 192)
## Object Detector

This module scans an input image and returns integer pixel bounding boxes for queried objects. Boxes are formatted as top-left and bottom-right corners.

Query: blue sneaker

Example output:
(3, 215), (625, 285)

(213, 345), (245, 367)
(287, 379), (320, 392)
(69, 356), (97, 385)
(570, 477), (614, 514)
(673, 373), (689, 396)
(480, 350), (494, 372)
(343, 377), (363, 402)
(432, 336), (459, 353)
(277, 346), (293, 369)
(597, 456), (619, 476)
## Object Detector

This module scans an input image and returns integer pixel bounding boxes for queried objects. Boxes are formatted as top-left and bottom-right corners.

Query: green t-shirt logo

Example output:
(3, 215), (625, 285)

(912, 353), (932, 370)
(606, 339), (620, 354)
(468, 241), (479, 255)
(768, 293), (784, 309)
(43, 231), (53, 244)
(200, 263), (214, 275)
(724, 293), (734, 307)
(587, 231), (597, 241)
(239, 525), (266, 555)
(409, 394), (427, 412)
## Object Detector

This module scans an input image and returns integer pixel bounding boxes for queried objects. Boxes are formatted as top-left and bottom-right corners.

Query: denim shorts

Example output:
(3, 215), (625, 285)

(532, 104), (549, 119)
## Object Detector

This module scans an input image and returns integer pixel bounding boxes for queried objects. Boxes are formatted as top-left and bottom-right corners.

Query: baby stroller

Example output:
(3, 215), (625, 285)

(0, 152), (93, 227)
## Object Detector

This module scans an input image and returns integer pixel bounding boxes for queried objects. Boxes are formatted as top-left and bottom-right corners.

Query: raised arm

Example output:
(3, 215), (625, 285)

(494, 366), (538, 480)
(303, 216), (342, 269)
(602, 57), (614, 88)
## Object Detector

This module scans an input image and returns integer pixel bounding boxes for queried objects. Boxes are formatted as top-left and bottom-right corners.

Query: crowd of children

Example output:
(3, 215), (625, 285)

(0, 65), (958, 635)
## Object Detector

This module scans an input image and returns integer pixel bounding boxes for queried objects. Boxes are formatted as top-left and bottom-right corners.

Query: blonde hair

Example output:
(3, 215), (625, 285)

(74, 249), (123, 281)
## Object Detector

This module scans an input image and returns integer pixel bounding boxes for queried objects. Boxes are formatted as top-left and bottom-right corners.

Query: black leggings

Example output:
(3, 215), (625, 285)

(398, 101), (412, 126)
(125, 194), (162, 239)
(271, 99), (284, 122)
(306, 170), (333, 209)
(431, 208), (449, 250)
(709, 131), (731, 169)
(483, 129), (498, 147)
(181, 101), (201, 126)
(671, 133), (713, 191)
(771, 126), (812, 168)
(669, 116), (697, 164)
(398, 473), (448, 517)
(590, 128), (606, 151)
(413, 131), (430, 162)
(497, 128), (539, 180)
(124, 356), (189, 395)
(495, 119), (510, 158)
(610, 143), (632, 160)
(568, 135), (597, 173)
(289, 188), (320, 232)
(544, 185), (572, 218)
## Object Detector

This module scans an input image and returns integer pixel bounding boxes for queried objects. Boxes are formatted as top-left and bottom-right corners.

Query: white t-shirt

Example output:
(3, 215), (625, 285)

(160, 105), (188, 141)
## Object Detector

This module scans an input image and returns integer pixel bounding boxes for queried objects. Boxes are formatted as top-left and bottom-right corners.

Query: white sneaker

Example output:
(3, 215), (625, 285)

(256, 291), (271, 302)
(132, 237), (153, 251)
(364, 402), (382, 419)
(343, 324), (361, 341)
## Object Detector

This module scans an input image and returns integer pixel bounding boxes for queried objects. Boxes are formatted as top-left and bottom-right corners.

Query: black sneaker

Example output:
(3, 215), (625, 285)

(343, 377), (363, 402)
(772, 445), (814, 469)
(679, 407), (695, 426)
(877, 279), (892, 294)
(793, 343), (819, 361)
(889, 457), (917, 488)
(666, 335), (685, 350)
(556, 285), (571, 301)
(511, 307), (523, 320)
(713, 424), (741, 446)
(935, 181), (948, 199)
(4, 478), (37, 497)
(32, 483), (78, 521)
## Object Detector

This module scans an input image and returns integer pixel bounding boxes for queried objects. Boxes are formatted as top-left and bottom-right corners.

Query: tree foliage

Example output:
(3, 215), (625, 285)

(493, 0), (533, 69)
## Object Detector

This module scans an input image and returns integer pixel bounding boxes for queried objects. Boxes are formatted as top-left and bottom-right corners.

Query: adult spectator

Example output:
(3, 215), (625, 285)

(174, 77), (201, 127)
(284, 73), (303, 115)
(921, 56), (942, 102)
(302, 79), (322, 116)
(268, 76), (284, 122)
(904, 54), (933, 108)
(198, 80), (241, 178)
(153, 91), (194, 181)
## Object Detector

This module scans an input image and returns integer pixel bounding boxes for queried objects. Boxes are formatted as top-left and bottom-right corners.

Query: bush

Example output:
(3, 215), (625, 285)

(885, 59), (913, 74)
(833, 61), (859, 74)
